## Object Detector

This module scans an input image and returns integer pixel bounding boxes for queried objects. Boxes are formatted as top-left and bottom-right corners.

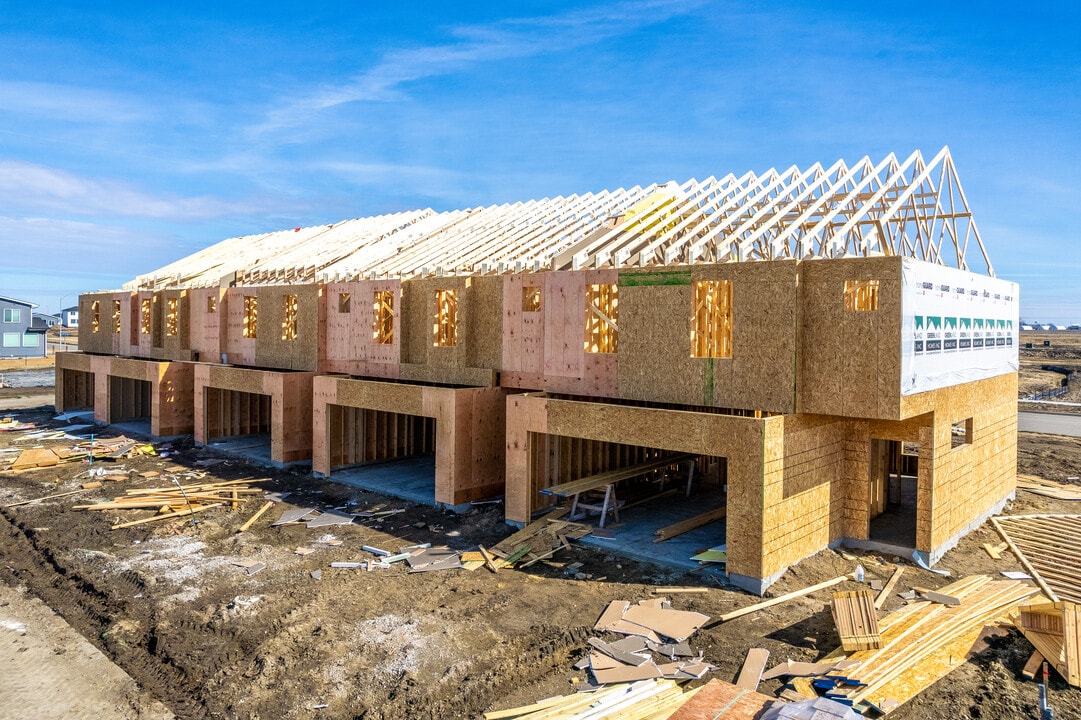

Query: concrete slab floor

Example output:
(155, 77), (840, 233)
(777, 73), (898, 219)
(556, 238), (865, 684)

(323, 455), (439, 508)
(106, 420), (188, 444)
(201, 435), (311, 469)
(573, 484), (728, 580)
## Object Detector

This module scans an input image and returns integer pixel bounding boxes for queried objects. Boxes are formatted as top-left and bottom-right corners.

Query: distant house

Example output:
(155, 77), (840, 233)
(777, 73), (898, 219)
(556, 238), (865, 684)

(32, 312), (60, 328)
(0, 295), (47, 358)
(1019, 323), (1035, 331)
(61, 305), (79, 328)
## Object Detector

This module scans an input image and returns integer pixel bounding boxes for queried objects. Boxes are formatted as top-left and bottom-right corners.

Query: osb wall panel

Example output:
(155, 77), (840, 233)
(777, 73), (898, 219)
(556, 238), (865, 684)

(127, 291), (155, 359)
(78, 292), (123, 355)
(798, 256), (902, 420)
(920, 373), (1017, 552)
(502, 273), (546, 377)
(466, 276), (503, 370)
(253, 284), (320, 372)
(321, 280), (401, 378)
(612, 263), (798, 412)
(153, 361), (195, 436)
(188, 287), (223, 361)
(220, 288), (257, 366)
(150, 289), (192, 362)
(759, 414), (848, 579)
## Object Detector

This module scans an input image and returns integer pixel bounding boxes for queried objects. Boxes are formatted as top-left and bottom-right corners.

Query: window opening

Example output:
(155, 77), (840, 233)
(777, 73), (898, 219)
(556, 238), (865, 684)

(374, 290), (394, 345)
(281, 294), (298, 340)
(140, 299), (151, 334)
(243, 296), (257, 338)
(338, 292), (351, 313)
(166, 298), (178, 336)
(92, 301), (100, 333)
(433, 289), (457, 347)
(584, 283), (618, 353)
(951, 418), (973, 449)
(522, 286), (542, 312)
(113, 300), (122, 334)
(2, 308), (19, 323)
(207, 295), (217, 313)
(691, 280), (732, 358)
(844, 279), (879, 311)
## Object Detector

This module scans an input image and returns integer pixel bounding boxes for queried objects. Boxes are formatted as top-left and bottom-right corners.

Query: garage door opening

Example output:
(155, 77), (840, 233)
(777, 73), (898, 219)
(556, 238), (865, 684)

(204, 387), (273, 460)
(530, 432), (727, 570)
(108, 376), (152, 436)
(867, 439), (918, 550)
(62, 369), (95, 411)
(324, 405), (438, 506)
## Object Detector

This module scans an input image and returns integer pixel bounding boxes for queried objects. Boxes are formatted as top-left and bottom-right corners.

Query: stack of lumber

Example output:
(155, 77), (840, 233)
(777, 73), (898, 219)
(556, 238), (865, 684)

(822, 575), (1040, 714)
(1016, 474), (1081, 501)
(830, 590), (882, 651)
(484, 678), (701, 720)
(487, 507), (592, 569)
(76, 479), (260, 530)
(992, 514), (1081, 603)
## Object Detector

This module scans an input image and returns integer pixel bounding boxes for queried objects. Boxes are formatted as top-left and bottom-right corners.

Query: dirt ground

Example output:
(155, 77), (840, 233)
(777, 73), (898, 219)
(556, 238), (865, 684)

(1, 401), (1080, 719)
(1019, 330), (1081, 403)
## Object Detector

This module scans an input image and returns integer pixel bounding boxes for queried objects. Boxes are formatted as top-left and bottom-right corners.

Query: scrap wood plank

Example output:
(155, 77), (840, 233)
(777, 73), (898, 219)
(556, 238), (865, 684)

(653, 505), (727, 543)
(238, 500), (275, 532)
(492, 506), (569, 554)
(4, 486), (96, 508)
(875, 566), (905, 610)
(11, 447), (59, 470)
(110, 503), (223, 530)
(831, 590), (882, 651)
(1022, 650), (1045, 680)
(983, 542), (1008, 559)
(715, 574), (851, 624)
(735, 648), (769, 691)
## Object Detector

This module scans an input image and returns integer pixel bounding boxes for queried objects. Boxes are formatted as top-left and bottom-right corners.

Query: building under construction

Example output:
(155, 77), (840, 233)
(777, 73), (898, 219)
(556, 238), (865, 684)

(56, 147), (1020, 593)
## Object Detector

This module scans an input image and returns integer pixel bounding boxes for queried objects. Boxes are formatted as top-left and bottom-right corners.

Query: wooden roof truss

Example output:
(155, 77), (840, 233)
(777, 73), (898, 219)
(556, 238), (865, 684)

(122, 146), (992, 291)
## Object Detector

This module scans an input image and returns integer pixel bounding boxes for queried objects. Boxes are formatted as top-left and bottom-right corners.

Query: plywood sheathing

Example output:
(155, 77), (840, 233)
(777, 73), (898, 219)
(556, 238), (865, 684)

(321, 280), (401, 378)
(194, 364), (315, 463)
(54, 351), (95, 414)
(504, 393), (765, 581)
(220, 287), (257, 366)
(798, 256), (902, 419)
(616, 262), (799, 413)
(251, 284), (321, 371)
(313, 376), (508, 505)
(188, 286), (224, 362)
(147, 289), (192, 362)
(77, 292), (126, 356)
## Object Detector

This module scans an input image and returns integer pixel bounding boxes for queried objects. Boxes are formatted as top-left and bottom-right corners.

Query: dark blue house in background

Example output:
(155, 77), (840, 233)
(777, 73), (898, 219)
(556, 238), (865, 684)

(0, 295), (47, 358)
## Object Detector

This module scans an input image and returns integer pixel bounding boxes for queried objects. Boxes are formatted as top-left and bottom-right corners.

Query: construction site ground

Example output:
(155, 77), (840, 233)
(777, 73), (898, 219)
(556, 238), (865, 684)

(0, 401), (1079, 719)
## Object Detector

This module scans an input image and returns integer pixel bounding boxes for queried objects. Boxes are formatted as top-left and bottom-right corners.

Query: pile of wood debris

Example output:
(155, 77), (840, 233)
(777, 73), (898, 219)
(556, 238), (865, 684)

(2, 435), (155, 472)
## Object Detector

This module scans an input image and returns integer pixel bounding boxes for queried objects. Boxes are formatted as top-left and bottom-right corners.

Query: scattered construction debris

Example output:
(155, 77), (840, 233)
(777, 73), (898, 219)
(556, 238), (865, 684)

(830, 590), (881, 651)
(992, 514), (1081, 603)
(2, 435), (156, 472)
(489, 507), (592, 569)
(74, 478), (259, 530)
(1016, 474), (1081, 500)
(484, 678), (701, 720)
(820, 575), (1039, 714)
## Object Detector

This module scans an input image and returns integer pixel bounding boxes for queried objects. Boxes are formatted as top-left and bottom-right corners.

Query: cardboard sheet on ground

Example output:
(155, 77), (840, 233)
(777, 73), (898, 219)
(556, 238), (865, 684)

(589, 651), (661, 684)
(621, 604), (710, 642)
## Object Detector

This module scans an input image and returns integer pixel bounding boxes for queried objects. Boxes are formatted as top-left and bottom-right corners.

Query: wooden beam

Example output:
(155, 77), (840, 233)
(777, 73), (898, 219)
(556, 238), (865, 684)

(874, 565), (904, 610)
(716, 575), (851, 624)
(238, 500), (275, 533)
(653, 505), (727, 543)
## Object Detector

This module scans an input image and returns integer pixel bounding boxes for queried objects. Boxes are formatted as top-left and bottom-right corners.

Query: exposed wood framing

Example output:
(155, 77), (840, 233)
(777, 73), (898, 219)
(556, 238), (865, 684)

(281, 294), (298, 341)
(373, 289), (394, 344)
(166, 297), (179, 336)
(844, 279), (880, 311)
(121, 148), (990, 290)
(433, 288), (457, 347)
(584, 283), (618, 353)
(140, 298), (151, 334)
(242, 295), (257, 339)
(691, 279), (732, 358)
(112, 299), (121, 334)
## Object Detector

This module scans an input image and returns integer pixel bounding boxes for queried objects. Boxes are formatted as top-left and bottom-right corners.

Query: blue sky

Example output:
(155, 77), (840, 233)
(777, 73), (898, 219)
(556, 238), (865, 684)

(1, 1), (1078, 320)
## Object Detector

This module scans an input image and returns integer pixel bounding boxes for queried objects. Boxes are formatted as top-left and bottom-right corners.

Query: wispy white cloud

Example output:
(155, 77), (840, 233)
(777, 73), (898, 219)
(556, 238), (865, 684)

(0, 80), (147, 124)
(0, 161), (265, 220)
(248, 0), (703, 137)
